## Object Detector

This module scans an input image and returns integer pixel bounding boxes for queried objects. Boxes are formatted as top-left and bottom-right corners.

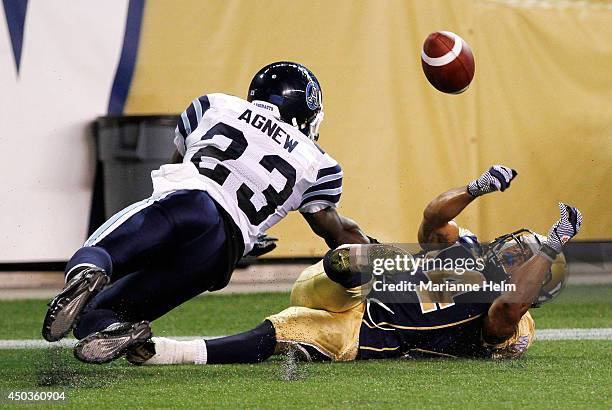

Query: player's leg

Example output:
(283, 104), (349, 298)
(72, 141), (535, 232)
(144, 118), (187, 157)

(126, 321), (278, 365)
(266, 305), (363, 362)
(289, 259), (370, 313)
(42, 189), (234, 342)
(72, 209), (236, 363)
(126, 303), (364, 365)
(60, 193), (182, 285)
(122, 256), (369, 366)
(73, 222), (229, 339)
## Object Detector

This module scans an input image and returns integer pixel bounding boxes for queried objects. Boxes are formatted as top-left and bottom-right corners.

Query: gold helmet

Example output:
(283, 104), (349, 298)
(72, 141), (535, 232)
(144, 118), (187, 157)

(483, 229), (568, 307)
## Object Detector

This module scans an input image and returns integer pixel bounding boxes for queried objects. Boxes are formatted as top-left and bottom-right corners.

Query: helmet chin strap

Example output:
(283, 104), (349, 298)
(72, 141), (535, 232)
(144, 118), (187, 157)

(289, 109), (324, 141)
(308, 110), (324, 141)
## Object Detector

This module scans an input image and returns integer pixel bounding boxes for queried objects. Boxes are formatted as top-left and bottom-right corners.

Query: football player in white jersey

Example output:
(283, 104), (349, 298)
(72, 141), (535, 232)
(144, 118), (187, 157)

(42, 62), (372, 364)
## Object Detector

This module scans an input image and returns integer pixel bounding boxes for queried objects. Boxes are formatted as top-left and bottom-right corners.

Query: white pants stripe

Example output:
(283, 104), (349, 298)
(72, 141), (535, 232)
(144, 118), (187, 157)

(85, 192), (174, 247)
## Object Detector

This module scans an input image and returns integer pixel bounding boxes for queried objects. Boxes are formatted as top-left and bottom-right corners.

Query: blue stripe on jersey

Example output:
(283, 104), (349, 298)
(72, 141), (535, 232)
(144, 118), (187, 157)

(317, 164), (342, 180)
(301, 187), (342, 201)
(198, 95), (211, 117)
(313, 172), (343, 186)
(300, 193), (341, 208)
(176, 120), (187, 140)
(300, 163), (343, 209)
(176, 96), (211, 141)
(185, 104), (198, 134)
(303, 176), (343, 195)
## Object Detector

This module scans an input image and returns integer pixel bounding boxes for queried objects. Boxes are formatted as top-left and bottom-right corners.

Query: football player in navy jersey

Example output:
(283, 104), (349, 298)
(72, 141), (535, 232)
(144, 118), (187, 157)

(125, 165), (582, 365)
(42, 62), (373, 363)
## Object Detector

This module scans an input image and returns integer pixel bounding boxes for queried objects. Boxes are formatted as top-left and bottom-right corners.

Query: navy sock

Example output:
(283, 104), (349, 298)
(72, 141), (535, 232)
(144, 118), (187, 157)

(65, 246), (113, 281)
(206, 321), (276, 364)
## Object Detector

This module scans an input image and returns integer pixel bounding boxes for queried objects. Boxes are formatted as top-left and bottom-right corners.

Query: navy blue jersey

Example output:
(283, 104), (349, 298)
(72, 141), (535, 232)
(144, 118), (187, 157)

(358, 235), (502, 359)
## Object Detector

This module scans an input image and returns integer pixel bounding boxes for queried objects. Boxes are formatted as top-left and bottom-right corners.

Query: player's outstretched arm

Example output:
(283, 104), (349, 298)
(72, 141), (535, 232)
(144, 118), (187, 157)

(482, 203), (582, 344)
(418, 186), (475, 250)
(418, 165), (517, 250)
(302, 207), (370, 249)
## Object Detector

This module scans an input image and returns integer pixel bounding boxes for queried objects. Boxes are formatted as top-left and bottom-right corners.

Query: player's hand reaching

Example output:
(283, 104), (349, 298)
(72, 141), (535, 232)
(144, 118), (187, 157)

(545, 203), (583, 254)
(467, 165), (517, 197)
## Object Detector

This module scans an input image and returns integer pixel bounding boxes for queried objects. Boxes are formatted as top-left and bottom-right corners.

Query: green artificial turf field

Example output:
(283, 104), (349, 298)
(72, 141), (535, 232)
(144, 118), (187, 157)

(0, 284), (610, 408)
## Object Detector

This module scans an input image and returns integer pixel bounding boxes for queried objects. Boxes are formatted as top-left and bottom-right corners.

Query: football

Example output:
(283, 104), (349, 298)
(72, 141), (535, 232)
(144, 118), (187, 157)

(421, 31), (475, 94)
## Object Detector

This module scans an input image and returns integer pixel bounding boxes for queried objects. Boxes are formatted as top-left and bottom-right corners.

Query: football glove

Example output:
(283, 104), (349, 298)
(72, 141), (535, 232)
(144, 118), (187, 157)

(544, 203), (583, 255)
(467, 165), (517, 197)
(247, 235), (278, 257)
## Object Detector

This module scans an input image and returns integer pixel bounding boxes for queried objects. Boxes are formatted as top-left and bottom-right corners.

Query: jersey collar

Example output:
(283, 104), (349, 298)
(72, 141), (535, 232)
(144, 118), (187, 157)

(251, 100), (282, 119)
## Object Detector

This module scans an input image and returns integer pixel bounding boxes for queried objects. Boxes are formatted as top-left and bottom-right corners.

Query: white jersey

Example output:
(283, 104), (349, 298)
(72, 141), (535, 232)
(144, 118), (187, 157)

(166, 93), (342, 254)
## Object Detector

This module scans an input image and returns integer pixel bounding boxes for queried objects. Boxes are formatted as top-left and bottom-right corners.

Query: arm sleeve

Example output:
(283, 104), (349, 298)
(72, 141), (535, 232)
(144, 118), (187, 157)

(299, 159), (343, 214)
(174, 95), (211, 156)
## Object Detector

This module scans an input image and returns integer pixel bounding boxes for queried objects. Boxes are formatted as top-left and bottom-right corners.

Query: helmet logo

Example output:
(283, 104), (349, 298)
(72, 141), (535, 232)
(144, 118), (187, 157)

(305, 81), (320, 110)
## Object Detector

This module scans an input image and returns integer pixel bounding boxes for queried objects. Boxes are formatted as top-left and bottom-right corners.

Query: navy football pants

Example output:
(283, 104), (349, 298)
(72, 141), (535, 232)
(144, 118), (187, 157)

(68, 190), (232, 339)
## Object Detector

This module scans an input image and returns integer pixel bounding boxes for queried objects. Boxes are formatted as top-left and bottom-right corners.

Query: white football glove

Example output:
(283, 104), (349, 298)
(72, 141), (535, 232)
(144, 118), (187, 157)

(544, 203), (583, 254)
(467, 165), (518, 197)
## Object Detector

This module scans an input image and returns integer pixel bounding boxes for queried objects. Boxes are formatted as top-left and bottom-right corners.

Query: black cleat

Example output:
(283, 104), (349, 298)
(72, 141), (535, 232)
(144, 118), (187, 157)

(42, 268), (109, 342)
(74, 321), (152, 364)
(326, 246), (352, 274)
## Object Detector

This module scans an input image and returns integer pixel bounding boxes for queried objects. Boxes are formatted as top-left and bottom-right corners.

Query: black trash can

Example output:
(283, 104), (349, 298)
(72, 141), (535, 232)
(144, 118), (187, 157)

(94, 115), (179, 218)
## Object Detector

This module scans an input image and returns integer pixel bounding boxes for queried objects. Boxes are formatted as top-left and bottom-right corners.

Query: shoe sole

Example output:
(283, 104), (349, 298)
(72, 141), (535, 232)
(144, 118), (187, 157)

(42, 270), (109, 342)
(74, 321), (152, 364)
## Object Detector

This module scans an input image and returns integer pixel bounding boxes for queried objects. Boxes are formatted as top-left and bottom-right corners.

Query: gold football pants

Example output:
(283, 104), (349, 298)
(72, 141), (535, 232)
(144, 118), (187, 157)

(266, 261), (370, 361)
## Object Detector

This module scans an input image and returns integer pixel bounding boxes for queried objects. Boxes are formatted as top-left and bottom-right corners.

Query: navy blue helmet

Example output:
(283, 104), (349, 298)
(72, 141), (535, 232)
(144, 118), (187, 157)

(248, 61), (324, 141)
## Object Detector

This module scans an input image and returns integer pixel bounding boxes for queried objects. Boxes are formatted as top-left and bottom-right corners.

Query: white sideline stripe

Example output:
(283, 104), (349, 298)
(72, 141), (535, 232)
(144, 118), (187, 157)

(536, 328), (612, 341)
(0, 336), (215, 350)
(0, 329), (611, 350)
